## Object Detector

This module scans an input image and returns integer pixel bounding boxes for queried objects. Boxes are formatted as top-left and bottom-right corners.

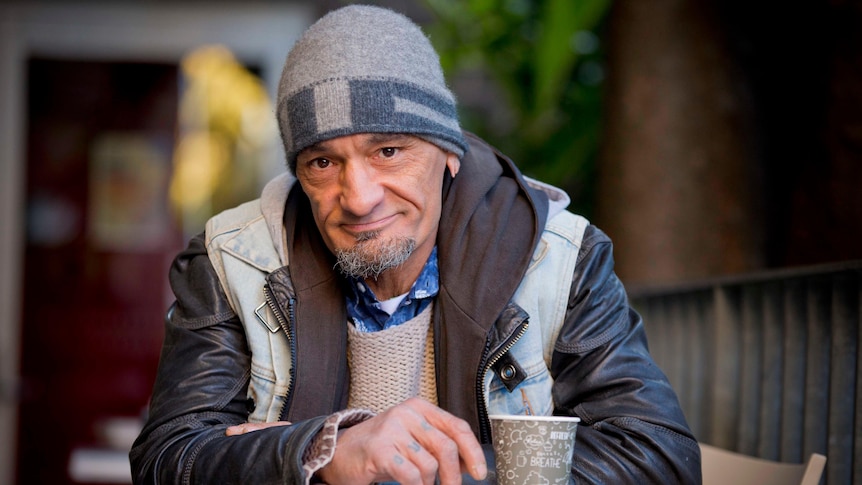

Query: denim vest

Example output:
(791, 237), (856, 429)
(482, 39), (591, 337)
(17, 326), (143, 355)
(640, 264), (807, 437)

(484, 208), (587, 417)
(205, 176), (588, 423)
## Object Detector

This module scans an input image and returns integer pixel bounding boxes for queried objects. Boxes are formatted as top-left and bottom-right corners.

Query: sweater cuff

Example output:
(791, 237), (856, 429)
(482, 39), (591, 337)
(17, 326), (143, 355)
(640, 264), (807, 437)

(302, 408), (376, 484)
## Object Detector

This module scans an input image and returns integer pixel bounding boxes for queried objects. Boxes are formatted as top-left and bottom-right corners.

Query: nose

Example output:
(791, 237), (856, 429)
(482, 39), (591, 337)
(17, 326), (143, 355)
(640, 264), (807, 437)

(339, 160), (384, 217)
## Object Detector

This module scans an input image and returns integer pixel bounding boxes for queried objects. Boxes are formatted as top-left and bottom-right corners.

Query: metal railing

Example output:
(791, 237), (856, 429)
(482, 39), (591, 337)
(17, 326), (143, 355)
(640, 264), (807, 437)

(631, 261), (862, 485)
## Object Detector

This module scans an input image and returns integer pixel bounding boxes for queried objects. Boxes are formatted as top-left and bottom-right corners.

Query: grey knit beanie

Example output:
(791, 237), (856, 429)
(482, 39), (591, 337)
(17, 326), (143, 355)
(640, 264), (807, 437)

(276, 5), (467, 172)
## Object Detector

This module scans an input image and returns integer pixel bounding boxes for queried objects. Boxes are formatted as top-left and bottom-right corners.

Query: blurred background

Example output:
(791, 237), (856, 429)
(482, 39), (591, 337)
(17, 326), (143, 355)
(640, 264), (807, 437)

(0, 0), (860, 484)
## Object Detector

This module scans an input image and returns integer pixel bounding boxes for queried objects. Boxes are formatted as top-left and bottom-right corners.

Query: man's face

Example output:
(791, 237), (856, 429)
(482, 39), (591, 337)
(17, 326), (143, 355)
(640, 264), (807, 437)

(295, 133), (460, 281)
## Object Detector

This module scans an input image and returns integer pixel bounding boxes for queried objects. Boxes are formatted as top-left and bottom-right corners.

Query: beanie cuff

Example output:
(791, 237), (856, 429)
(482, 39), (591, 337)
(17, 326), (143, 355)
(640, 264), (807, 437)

(281, 77), (467, 168)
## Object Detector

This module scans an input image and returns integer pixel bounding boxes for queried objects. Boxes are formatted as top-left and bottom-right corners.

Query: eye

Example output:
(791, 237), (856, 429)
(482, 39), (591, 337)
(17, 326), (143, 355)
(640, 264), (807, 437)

(380, 147), (398, 158)
(310, 158), (331, 169)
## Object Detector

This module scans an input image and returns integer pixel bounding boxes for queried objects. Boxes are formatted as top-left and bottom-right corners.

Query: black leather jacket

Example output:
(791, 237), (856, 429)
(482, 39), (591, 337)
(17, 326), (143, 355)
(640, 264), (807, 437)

(131, 134), (701, 484)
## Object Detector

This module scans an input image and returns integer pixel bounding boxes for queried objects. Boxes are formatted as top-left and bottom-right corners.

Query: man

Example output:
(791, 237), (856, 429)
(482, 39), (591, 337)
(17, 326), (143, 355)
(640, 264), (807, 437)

(131, 5), (701, 484)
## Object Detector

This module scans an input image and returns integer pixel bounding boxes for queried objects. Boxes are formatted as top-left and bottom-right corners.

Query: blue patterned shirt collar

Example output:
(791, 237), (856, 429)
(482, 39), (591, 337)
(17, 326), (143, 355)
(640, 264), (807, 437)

(345, 246), (439, 332)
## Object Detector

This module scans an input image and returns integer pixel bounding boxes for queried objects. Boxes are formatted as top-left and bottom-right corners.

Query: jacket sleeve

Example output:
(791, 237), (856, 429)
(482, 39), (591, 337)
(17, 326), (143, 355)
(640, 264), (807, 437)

(550, 225), (702, 484)
(129, 233), (327, 484)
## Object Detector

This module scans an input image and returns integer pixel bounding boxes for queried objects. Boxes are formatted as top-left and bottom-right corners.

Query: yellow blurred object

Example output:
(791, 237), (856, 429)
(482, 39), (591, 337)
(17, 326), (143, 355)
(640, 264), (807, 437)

(170, 131), (229, 211)
(170, 45), (277, 234)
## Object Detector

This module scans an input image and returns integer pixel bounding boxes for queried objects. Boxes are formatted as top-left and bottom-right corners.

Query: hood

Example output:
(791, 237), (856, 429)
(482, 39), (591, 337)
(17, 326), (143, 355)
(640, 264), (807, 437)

(436, 132), (550, 333)
(432, 132), (553, 433)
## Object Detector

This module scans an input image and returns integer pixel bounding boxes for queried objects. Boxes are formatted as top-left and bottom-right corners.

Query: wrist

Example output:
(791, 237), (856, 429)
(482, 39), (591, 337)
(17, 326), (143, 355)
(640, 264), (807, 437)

(302, 409), (375, 485)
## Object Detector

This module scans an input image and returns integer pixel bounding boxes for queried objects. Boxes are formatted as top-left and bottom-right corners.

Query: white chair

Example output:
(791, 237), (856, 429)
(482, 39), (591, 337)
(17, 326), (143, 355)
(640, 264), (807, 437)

(700, 443), (827, 485)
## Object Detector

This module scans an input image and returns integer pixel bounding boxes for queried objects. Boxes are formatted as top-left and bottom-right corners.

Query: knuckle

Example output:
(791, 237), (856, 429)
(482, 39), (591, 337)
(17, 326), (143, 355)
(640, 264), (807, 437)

(379, 408), (409, 427)
(442, 439), (460, 459)
(453, 419), (474, 435)
(415, 458), (438, 483)
(431, 436), (459, 460)
(414, 451), (438, 470)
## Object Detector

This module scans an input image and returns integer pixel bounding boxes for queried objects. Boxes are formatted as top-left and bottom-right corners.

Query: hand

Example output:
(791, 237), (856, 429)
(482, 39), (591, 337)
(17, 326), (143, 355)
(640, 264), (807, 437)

(318, 397), (487, 485)
(225, 421), (291, 436)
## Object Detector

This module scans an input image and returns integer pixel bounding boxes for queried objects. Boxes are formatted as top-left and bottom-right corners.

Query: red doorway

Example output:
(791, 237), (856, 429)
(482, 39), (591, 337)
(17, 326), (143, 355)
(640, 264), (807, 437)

(18, 58), (181, 485)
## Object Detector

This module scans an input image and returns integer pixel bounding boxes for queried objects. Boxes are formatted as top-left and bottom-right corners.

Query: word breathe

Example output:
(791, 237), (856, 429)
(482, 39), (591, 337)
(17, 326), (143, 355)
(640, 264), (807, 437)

(530, 456), (563, 468)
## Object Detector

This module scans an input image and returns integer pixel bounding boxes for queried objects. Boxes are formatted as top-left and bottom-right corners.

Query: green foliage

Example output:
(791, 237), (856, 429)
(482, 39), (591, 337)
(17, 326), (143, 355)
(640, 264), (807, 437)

(423, 0), (610, 217)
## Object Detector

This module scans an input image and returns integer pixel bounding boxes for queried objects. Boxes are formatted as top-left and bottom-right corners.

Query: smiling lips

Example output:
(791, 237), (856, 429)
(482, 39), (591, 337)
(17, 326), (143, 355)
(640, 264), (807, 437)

(340, 214), (398, 236)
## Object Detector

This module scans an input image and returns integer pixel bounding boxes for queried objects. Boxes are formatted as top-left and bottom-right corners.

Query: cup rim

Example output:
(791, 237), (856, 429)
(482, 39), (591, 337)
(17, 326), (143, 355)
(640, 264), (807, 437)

(488, 414), (581, 423)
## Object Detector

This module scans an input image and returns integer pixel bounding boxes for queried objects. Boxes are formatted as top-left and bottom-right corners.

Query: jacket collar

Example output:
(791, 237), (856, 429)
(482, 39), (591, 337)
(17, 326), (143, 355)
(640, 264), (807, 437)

(260, 172), (296, 266)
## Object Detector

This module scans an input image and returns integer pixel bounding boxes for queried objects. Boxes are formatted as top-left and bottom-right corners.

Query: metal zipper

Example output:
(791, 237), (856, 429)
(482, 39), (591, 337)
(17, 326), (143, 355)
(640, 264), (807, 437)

(262, 284), (297, 422)
(476, 320), (529, 443)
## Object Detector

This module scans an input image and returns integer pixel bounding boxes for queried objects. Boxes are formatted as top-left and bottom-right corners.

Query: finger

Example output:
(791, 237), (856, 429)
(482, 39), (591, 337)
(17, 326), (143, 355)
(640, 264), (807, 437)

(408, 399), (487, 481)
(356, 404), (453, 485)
(361, 425), (440, 485)
(225, 421), (291, 436)
(418, 421), (481, 484)
(410, 419), (461, 484)
(396, 439), (439, 485)
(374, 448), (426, 485)
(396, 399), (483, 483)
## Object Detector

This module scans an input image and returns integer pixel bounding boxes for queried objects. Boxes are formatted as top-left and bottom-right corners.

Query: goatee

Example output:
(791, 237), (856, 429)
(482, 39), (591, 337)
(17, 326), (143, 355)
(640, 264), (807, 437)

(334, 232), (416, 280)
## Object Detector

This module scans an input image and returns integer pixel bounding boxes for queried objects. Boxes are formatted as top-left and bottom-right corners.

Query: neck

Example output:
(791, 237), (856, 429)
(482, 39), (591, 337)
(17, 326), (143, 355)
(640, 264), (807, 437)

(364, 244), (433, 300)
(364, 264), (419, 300)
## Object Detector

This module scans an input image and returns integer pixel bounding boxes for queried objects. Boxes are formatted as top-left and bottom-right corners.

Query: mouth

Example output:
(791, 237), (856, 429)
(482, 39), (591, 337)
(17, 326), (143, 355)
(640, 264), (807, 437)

(341, 214), (397, 237)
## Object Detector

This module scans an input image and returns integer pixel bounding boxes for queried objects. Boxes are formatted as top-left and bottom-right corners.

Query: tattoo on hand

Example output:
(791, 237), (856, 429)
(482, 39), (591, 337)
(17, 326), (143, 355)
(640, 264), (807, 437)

(394, 454), (405, 465)
(409, 441), (421, 452)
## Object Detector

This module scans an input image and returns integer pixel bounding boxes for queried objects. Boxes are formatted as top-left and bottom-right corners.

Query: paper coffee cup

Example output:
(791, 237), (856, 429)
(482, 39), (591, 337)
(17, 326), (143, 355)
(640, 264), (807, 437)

(489, 415), (580, 485)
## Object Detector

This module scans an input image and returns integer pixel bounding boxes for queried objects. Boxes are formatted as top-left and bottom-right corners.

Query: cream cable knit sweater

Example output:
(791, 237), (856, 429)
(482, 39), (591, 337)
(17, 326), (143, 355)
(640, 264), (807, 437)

(301, 305), (439, 481)
(346, 303), (438, 413)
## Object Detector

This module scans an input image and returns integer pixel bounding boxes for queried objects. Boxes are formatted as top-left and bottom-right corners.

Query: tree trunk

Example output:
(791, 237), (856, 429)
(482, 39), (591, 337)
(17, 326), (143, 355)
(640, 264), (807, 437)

(598, 0), (765, 285)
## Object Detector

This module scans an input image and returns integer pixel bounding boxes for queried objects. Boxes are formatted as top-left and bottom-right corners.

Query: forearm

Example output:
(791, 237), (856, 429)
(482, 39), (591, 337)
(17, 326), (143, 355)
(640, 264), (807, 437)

(132, 411), (330, 484)
(130, 233), (316, 484)
(555, 316), (701, 483)
(551, 226), (701, 483)
(572, 419), (699, 484)
(193, 417), (328, 484)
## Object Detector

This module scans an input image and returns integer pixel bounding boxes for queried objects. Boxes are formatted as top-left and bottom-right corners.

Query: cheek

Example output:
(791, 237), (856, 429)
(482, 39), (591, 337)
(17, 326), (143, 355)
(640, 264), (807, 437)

(300, 187), (335, 233)
(421, 195), (443, 230)
(301, 183), (333, 217)
(308, 201), (344, 252)
(411, 175), (445, 227)
(393, 176), (438, 215)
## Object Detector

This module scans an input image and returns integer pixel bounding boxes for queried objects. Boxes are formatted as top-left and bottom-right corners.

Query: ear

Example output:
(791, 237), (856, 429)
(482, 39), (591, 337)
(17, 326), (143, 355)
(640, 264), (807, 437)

(445, 152), (461, 178)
